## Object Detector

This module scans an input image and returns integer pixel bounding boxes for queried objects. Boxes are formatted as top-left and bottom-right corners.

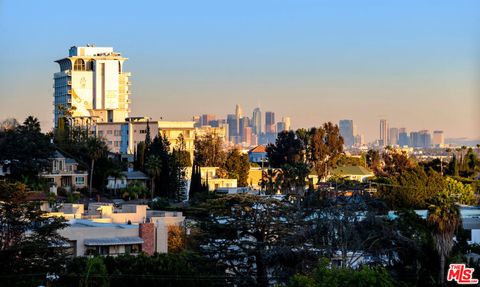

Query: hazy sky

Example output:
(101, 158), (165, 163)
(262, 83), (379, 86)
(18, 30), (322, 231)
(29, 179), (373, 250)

(1, 0), (479, 142)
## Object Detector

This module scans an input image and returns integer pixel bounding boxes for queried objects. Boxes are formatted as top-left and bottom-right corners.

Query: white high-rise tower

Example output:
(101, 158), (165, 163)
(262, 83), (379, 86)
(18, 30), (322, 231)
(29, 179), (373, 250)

(54, 45), (131, 127)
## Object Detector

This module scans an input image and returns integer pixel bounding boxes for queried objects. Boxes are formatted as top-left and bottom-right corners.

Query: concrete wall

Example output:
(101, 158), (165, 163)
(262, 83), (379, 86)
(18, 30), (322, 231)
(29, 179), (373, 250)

(59, 222), (139, 256)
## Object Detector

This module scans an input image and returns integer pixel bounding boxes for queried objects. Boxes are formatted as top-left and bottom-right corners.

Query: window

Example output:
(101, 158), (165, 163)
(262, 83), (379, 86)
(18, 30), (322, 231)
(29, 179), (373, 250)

(125, 244), (140, 254)
(114, 130), (121, 136)
(139, 129), (146, 134)
(114, 141), (120, 147)
(98, 131), (104, 137)
(107, 130), (113, 135)
(75, 177), (85, 185)
(73, 59), (86, 71)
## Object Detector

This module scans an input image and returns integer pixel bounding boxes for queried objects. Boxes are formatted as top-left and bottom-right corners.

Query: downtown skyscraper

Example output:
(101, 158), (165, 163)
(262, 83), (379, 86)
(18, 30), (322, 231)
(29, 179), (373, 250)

(339, 119), (354, 147)
(379, 119), (389, 147)
(252, 107), (262, 135)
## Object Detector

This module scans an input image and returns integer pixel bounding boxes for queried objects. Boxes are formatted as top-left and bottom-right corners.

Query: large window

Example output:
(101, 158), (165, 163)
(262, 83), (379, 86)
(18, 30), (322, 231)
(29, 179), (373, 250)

(73, 59), (86, 71)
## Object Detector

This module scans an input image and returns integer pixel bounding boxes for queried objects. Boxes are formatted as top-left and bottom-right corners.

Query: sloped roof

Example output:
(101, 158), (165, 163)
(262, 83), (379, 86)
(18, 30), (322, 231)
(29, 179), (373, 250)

(332, 166), (373, 176)
(249, 145), (266, 153)
(84, 236), (144, 246)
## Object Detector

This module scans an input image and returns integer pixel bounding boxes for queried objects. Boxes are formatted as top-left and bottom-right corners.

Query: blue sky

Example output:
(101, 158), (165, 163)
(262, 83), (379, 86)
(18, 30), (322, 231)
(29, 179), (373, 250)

(0, 0), (479, 141)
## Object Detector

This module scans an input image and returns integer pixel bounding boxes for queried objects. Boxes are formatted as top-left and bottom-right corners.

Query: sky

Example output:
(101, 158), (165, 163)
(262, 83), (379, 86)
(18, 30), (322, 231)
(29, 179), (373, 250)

(0, 0), (479, 142)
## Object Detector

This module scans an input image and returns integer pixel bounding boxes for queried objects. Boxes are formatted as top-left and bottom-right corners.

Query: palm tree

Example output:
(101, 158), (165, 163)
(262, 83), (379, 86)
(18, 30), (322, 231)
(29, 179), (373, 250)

(86, 137), (107, 197)
(145, 155), (162, 200)
(427, 191), (461, 286)
(108, 167), (125, 197)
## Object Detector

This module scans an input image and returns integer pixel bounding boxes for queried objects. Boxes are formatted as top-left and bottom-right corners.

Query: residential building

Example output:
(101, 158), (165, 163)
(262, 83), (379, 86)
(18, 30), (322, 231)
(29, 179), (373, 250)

(248, 145), (267, 164)
(40, 151), (88, 193)
(106, 169), (149, 190)
(331, 166), (374, 182)
(96, 119), (195, 159)
(54, 45), (131, 127)
(49, 203), (185, 256)
(194, 125), (228, 144)
(339, 120), (354, 147)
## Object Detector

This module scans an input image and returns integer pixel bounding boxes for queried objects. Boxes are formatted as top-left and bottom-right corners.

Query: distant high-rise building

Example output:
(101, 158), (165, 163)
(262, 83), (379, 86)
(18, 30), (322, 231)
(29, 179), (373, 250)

(252, 108), (262, 135)
(265, 111), (276, 134)
(398, 128), (409, 147)
(235, 104), (243, 139)
(242, 126), (252, 146)
(379, 119), (389, 147)
(354, 134), (365, 146)
(283, 117), (291, 131)
(339, 120), (354, 147)
(54, 45), (131, 127)
(389, 128), (399, 146)
(200, 114), (216, 126)
(419, 130), (432, 148)
(227, 114), (237, 143)
(277, 122), (286, 133)
(239, 117), (249, 140)
(432, 130), (445, 147)
(192, 115), (201, 127)
(410, 130), (431, 148)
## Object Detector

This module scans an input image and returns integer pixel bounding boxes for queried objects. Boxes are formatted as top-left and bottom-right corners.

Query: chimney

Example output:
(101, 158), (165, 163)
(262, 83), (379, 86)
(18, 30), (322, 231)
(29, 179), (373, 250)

(139, 222), (155, 255)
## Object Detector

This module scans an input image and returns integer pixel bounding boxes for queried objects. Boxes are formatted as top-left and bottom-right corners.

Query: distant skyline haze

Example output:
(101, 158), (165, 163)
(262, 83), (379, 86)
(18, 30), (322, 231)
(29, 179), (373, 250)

(0, 0), (479, 142)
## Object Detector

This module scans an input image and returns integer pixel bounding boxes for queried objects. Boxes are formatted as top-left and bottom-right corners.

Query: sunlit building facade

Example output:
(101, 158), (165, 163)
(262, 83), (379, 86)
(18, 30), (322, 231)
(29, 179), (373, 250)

(54, 45), (131, 127)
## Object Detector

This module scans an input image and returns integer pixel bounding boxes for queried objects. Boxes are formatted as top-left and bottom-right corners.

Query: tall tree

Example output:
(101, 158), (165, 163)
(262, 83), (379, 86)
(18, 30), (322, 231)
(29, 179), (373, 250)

(194, 133), (226, 167)
(266, 130), (305, 168)
(86, 137), (108, 197)
(308, 123), (344, 181)
(427, 191), (461, 285)
(145, 155), (162, 199)
(223, 148), (250, 187)
(194, 194), (302, 286)
(0, 116), (54, 182)
(0, 182), (68, 286)
(144, 119), (152, 149)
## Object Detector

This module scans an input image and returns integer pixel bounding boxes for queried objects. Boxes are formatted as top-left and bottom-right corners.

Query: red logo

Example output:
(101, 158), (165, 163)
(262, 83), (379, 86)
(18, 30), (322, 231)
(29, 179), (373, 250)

(447, 264), (478, 285)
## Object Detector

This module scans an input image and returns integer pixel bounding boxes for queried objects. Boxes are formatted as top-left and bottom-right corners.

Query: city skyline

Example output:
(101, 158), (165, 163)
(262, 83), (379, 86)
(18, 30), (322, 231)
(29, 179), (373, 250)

(1, 1), (479, 142)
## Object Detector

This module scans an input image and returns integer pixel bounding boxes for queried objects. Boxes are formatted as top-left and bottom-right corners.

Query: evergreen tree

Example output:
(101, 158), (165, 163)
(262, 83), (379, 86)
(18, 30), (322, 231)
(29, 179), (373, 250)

(145, 119), (152, 149)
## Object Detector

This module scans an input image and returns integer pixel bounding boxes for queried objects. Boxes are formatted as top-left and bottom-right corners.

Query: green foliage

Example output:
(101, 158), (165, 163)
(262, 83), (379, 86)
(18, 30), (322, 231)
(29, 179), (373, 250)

(59, 252), (225, 287)
(443, 177), (477, 205)
(288, 259), (395, 287)
(222, 148), (250, 187)
(307, 123), (344, 180)
(193, 133), (226, 167)
(193, 194), (303, 286)
(427, 190), (462, 285)
(0, 181), (68, 286)
(377, 166), (445, 209)
(267, 130), (305, 167)
(0, 116), (54, 182)
(123, 183), (149, 200)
